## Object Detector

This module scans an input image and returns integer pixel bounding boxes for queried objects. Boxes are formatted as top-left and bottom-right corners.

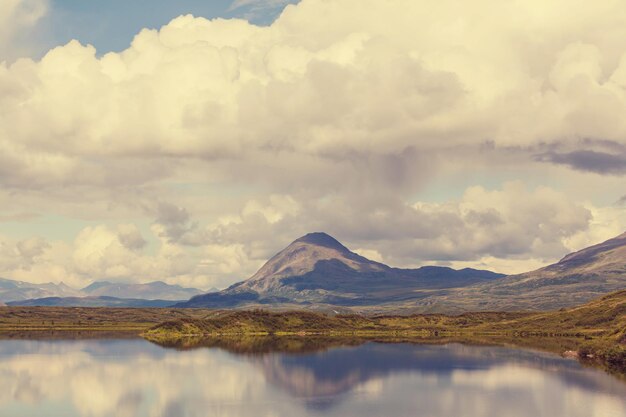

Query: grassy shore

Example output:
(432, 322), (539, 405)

(143, 290), (626, 373)
(1, 291), (624, 373)
(0, 306), (215, 332)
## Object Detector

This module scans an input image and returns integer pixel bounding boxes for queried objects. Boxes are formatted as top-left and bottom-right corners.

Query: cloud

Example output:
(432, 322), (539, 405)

(228, 0), (298, 22)
(0, 0), (48, 58)
(2, 0), (626, 190)
(228, 0), (293, 12)
(184, 182), (612, 275)
(15, 237), (49, 266)
(0, 224), (216, 289)
(154, 202), (193, 243)
(0, 236), (49, 271)
(116, 224), (147, 251)
(536, 150), (626, 175)
(1, 182), (614, 286)
(0, 341), (623, 417)
(1, 0), (626, 284)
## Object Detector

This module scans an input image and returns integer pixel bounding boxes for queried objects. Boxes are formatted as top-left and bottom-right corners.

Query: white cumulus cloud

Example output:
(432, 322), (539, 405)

(1, 0), (626, 285)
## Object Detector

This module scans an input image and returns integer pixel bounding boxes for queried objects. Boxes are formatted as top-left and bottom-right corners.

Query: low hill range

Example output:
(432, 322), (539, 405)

(0, 278), (82, 303)
(11, 296), (178, 308)
(1, 279), (209, 307)
(3, 231), (626, 312)
(81, 281), (207, 301)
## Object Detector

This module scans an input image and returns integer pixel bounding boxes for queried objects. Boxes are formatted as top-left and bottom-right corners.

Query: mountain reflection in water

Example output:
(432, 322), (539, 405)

(0, 337), (624, 417)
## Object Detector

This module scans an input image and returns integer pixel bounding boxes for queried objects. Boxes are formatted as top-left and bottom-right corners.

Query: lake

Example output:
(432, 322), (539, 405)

(0, 337), (625, 417)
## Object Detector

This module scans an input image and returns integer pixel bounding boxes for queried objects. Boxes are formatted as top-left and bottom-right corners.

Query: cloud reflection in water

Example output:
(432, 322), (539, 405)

(0, 339), (624, 417)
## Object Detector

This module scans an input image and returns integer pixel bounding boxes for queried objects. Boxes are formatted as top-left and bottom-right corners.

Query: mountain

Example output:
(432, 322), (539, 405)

(5, 231), (624, 312)
(418, 232), (626, 312)
(7, 296), (177, 308)
(178, 232), (504, 308)
(81, 281), (204, 301)
(0, 278), (82, 303)
(0, 278), (207, 306)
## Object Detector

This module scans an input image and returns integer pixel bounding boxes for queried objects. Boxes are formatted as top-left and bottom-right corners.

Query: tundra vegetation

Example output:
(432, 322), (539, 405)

(1, 290), (624, 374)
(143, 290), (626, 374)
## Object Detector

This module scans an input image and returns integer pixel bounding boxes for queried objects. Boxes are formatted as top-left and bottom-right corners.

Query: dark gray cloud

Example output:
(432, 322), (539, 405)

(155, 203), (192, 243)
(154, 202), (208, 246)
(579, 138), (626, 153)
(535, 150), (626, 175)
(117, 225), (147, 251)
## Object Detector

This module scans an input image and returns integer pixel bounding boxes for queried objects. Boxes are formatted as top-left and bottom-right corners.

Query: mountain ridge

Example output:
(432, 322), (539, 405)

(0, 278), (207, 305)
(81, 280), (204, 301)
(4, 231), (625, 312)
(411, 231), (626, 313)
(0, 278), (83, 303)
(180, 231), (626, 312)
(179, 232), (504, 309)
(6, 295), (180, 308)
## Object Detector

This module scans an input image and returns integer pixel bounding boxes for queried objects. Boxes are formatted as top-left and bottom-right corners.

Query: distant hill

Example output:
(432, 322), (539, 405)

(416, 232), (626, 313)
(178, 232), (504, 308)
(0, 278), (82, 303)
(0, 278), (208, 306)
(81, 281), (203, 301)
(7, 296), (177, 308)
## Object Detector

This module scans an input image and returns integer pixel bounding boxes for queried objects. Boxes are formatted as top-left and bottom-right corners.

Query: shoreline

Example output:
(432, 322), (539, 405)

(0, 289), (623, 374)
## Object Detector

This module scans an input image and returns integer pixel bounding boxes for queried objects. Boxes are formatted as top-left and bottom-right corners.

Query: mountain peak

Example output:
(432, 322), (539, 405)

(293, 232), (349, 251)
(82, 281), (114, 292)
(233, 232), (387, 292)
(182, 232), (508, 309)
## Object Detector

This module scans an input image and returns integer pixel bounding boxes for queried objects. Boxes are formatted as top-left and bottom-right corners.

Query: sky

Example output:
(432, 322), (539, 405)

(0, 0), (625, 290)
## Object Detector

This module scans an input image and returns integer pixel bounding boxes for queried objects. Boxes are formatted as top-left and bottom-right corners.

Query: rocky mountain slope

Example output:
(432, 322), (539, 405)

(178, 232), (504, 308)
(416, 232), (626, 312)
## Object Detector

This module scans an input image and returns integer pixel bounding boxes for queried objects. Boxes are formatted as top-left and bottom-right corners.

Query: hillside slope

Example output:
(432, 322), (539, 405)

(418, 232), (626, 312)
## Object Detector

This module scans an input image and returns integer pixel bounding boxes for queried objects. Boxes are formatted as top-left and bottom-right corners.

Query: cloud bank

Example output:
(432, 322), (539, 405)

(0, 0), (47, 59)
(1, 0), (626, 286)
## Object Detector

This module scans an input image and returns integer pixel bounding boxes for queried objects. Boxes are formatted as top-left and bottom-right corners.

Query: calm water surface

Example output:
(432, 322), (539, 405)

(0, 338), (625, 417)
